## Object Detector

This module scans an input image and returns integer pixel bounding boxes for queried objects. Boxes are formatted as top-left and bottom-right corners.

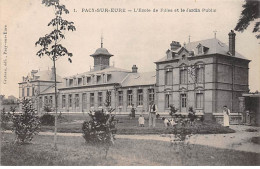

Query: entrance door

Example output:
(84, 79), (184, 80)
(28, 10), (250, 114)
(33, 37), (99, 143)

(180, 94), (187, 112)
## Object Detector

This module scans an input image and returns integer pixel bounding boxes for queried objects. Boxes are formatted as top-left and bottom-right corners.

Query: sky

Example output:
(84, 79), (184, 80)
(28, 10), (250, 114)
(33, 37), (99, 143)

(0, 0), (259, 98)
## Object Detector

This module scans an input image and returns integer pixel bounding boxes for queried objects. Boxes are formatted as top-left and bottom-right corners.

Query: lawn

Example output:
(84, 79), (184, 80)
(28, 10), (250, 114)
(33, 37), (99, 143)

(1, 133), (259, 166)
(39, 113), (235, 134)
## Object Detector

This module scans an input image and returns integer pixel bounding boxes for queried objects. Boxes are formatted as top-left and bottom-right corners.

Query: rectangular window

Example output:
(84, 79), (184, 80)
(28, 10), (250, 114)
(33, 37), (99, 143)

(49, 96), (53, 107)
(75, 94), (79, 108)
(27, 88), (30, 96)
(118, 91), (123, 106)
(180, 69), (188, 84)
(97, 75), (101, 83)
(39, 97), (42, 108)
(137, 89), (143, 106)
(87, 77), (91, 84)
(78, 78), (82, 86)
(148, 89), (155, 103)
(196, 93), (203, 108)
(127, 90), (133, 106)
(181, 94), (187, 108)
(82, 93), (87, 109)
(165, 94), (170, 108)
(69, 94), (72, 107)
(90, 93), (95, 107)
(62, 95), (66, 108)
(69, 79), (73, 86)
(98, 92), (103, 107)
(196, 67), (204, 83)
(165, 70), (173, 85)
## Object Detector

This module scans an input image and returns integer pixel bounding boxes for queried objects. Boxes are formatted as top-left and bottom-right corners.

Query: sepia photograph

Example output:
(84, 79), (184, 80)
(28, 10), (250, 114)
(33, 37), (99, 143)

(0, 0), (259, 166)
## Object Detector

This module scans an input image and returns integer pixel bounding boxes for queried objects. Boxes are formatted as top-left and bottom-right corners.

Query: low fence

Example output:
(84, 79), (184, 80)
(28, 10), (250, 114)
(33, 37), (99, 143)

(213, 113), (243, 125)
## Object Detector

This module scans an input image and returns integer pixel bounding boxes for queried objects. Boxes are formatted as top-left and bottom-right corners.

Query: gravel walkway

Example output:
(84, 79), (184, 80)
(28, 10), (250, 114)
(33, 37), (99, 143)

(4, 125), (259, 153)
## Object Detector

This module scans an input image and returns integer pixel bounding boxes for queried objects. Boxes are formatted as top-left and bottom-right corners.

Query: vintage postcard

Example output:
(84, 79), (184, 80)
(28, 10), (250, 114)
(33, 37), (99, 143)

(0, 0), (259, 166)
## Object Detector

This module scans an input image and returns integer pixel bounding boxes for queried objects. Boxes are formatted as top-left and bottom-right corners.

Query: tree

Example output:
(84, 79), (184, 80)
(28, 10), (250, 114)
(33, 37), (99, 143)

(235, 0), (260, 39)
(35, 0), (76, 149)
(12, 99), (41, 144)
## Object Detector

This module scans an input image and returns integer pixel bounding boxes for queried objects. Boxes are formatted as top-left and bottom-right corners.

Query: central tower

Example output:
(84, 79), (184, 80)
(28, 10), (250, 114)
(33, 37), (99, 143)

(90, 36), (113, 71)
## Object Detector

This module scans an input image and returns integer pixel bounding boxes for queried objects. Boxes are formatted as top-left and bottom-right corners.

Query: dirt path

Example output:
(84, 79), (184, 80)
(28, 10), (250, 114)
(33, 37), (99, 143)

(4, 125), (259, 153)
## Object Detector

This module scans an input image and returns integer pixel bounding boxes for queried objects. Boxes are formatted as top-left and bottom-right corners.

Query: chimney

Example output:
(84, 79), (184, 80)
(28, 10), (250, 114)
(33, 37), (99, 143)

(228, 30), (236, 56)
(132, 65), (138, 73)
(170, 41), (181, 50)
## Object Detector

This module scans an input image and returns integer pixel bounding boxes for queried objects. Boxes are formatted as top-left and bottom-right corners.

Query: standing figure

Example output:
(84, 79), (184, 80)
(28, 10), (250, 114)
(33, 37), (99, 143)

(149, 101), (157, 128)
(223, 105), (230, 127)
(138, 114), (145, 127)
(131, 104), (136, 119)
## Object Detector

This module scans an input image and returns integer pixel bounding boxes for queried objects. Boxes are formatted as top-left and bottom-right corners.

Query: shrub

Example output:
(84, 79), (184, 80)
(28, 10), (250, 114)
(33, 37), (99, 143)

(169, 105), (178, 117)
(12, 99), (41, 144)
(40, 113), (55, 126)
(251, 137), (260, 145)
(43, 104), (52, 113)
(82, 91), (117, 158)
(1, 108), (11, 131)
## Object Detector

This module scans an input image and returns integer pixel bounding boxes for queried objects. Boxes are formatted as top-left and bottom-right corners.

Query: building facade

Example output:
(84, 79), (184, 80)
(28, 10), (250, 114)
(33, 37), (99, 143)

(19, 30), (250, 117)
(155, 30), (250, 118)
(19, 42), (156, 114)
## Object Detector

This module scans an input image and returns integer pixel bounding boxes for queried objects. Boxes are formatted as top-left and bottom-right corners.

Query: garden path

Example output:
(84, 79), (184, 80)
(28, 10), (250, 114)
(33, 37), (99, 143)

(4, 125), (259, 153)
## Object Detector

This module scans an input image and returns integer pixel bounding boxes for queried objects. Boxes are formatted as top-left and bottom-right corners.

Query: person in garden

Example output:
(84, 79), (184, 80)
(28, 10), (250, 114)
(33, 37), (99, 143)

(223, 105), (230, 127)
(138, 114), (145, 127)
(149, 101), (157, 128)
(130, 104), (136, 119)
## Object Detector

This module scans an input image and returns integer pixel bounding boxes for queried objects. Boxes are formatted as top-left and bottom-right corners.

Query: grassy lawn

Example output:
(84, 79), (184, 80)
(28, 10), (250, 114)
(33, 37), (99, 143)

(1, 133), (259, 166)
(39, 114), (235, 134)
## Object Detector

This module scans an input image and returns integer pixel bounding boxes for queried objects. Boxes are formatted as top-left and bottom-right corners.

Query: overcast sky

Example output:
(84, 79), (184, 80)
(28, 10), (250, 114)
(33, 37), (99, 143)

(1, 0), (259, 98)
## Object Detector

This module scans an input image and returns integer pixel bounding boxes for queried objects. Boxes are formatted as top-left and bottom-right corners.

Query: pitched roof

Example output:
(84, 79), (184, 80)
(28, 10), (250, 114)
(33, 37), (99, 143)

(121, 72), (156, 87)
(34, 70), (62, 82)
(60, 66), (131, 89)
(185, 38), (247, 59)
(156, 38), (248, 63)
(90, 47), (113, 57)
(40, 82), (63, 94)
(66, 66), (131, 79)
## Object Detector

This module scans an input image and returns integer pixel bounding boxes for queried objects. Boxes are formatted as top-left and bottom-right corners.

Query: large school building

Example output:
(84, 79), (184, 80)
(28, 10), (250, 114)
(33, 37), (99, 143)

(19, 30), (250, 118)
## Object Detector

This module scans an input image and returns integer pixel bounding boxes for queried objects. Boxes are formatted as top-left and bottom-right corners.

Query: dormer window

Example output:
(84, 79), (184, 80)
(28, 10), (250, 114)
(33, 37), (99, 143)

(86, 76), (91, 84)
(197, 43), (209, 55)
(197, 44), (203, 54)
(96, 74), (101, 83)
(182, 55), (186, 60)
(69, 79), (73, 87)
(107, 74), (112, 81)
(78, 78), (82, 86)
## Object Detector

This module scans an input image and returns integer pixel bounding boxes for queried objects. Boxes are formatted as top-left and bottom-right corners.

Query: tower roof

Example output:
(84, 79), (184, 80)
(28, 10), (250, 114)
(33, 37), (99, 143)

(90, 47), (113, 57)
